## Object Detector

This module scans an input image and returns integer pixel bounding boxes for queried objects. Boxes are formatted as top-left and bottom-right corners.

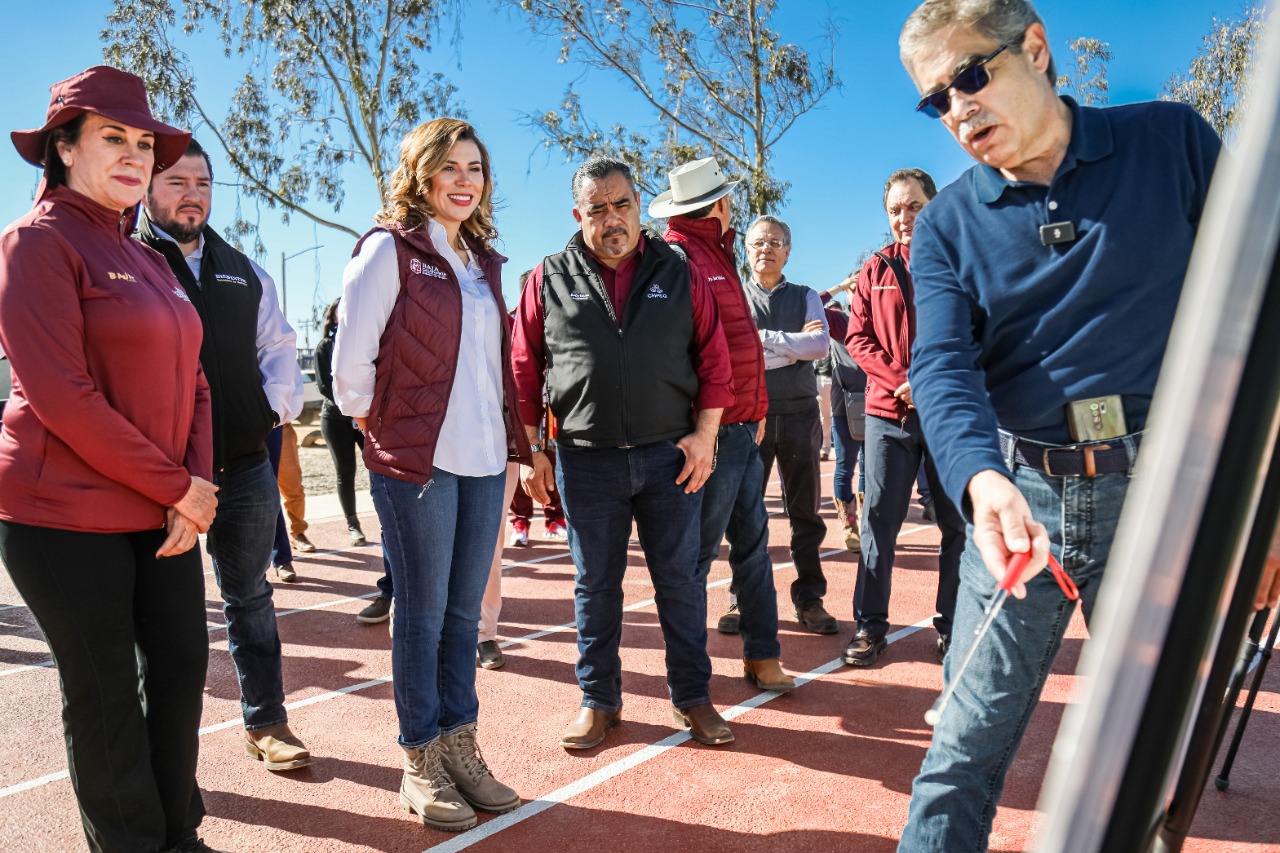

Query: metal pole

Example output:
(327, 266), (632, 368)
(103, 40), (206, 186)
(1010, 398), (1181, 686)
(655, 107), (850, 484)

(280, 250), (287, 321)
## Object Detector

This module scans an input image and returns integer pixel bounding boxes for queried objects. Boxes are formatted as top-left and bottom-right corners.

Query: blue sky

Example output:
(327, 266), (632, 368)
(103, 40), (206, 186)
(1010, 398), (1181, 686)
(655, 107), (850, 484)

(0, 1), (1251, 345)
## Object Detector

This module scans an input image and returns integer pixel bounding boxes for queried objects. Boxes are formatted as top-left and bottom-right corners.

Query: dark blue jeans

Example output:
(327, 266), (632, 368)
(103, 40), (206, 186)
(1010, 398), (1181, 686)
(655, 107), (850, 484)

(856, 413), (964, 638)
(371, 468), (505, 747)
(556, 441), (712, 712)
(758, 410), (828, 607)
(207, 456), (288, 730)
(266, 426), (292, 568)
(697, 422), (780, 660)
(899, 449), (1135, 852)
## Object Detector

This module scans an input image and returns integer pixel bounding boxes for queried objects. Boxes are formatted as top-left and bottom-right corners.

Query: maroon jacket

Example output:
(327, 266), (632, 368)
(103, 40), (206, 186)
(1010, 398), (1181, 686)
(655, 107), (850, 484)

(356, 223), (531, 485)
(663, 215), (767, 425)
(846, 242), (914, 421)
(0, 186), (211, 533)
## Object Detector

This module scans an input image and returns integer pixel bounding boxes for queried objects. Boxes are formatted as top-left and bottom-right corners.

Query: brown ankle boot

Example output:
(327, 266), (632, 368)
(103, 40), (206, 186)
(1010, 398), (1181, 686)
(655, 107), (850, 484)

(439, 723), (520, 814)
(833, 498), (860, 550)
(744, 658), (796, 692)
(400, 740), (476, 831)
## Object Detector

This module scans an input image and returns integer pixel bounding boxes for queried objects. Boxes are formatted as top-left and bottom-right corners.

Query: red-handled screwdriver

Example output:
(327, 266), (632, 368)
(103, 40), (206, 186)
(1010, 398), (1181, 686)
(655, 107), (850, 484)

(925, 551), (1078, 727)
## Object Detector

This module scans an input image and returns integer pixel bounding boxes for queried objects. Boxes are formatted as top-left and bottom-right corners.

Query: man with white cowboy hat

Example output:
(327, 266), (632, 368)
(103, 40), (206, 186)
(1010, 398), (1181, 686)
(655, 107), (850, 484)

(658, 157), (796, 693)
(512, 155), (738, 750)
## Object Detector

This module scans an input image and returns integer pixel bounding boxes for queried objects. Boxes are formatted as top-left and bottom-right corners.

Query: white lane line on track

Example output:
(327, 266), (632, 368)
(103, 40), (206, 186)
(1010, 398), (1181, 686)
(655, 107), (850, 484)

(0, 523), (931, 796)
(424, 617), (935, 853)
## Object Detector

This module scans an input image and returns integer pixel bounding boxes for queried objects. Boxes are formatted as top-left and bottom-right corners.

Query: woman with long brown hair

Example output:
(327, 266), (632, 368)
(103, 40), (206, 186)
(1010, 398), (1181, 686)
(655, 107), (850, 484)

(332, 118), (529, 832)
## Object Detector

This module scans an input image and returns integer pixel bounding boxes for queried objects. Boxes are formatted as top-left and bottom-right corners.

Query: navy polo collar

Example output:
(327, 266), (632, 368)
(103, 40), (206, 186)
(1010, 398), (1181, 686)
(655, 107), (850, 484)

(974, 96), (1114, 203)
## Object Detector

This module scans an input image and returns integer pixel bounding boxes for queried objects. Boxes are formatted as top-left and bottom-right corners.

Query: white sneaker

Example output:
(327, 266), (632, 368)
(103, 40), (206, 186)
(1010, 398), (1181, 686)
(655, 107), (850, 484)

(508, 524), (530, 547)
(545, 521), (568, 541)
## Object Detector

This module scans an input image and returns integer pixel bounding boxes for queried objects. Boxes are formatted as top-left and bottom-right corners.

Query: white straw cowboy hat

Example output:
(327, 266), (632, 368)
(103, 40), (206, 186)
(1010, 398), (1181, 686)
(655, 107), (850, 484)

(648, 157), (741, 218)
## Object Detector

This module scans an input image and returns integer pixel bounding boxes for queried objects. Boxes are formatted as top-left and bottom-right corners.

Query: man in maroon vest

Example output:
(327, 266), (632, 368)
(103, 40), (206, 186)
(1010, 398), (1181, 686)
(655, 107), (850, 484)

(658, 157), (794, 692)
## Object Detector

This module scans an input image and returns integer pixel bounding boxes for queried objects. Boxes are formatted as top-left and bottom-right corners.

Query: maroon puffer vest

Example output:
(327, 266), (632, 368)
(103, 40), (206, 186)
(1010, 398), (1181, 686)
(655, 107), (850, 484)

(664, 216), (768, 425)
(354, 223), (531, 485)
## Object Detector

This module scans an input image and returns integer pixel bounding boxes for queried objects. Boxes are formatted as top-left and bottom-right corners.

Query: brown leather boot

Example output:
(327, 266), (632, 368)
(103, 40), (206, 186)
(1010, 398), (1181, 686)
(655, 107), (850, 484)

(243, 724), (311, 771)
(743, 658), (796, 692)
(439, 723), (520, 813)
(400, 740), (476, 831)
(560, 706), (621, 750)
(672, 703), (734, 745)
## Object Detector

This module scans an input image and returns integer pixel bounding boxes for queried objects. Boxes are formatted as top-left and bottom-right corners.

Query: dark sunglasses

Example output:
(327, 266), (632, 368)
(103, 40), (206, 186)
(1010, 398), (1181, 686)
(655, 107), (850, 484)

(915, 43), (1009, 119)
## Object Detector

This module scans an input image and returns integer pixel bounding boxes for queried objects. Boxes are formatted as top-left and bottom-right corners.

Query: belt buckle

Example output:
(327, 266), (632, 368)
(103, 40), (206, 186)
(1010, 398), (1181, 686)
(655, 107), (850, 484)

(1041, 447), (1076, 477)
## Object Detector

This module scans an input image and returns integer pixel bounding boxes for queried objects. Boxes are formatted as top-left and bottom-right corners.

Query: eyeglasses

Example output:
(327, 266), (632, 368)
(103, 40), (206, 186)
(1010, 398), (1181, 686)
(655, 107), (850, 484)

(915, 43), (1008, 119)
(747, 239), (789, 251)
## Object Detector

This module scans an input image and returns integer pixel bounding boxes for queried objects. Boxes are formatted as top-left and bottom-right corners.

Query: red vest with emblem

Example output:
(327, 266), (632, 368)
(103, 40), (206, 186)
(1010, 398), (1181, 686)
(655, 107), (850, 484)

(663, 215), (767, 425)
(354, 223), (531, 485)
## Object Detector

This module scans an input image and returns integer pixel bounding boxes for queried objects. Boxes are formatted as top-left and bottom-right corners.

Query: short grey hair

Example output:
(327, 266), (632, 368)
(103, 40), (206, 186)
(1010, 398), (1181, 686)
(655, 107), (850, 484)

(746, 215), (791, 246)
(571, 156), (637, 206)
(900, 0), (1055, 84)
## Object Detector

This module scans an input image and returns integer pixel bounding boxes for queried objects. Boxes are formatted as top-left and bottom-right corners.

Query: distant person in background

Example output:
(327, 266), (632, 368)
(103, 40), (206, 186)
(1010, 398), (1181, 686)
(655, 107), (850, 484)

(844, 167), (964, 668)
(139, 134), (309, 774)
(815, 283), (866, 551)
(744, 214), (834, 634)
(267, 426), (299, 582)
(315, 298), (395, 625)
(279, 422), (314, 552)
(477, 464), (520, 669)
(0, 65), (220, 853)
(334, 117), (529, 831)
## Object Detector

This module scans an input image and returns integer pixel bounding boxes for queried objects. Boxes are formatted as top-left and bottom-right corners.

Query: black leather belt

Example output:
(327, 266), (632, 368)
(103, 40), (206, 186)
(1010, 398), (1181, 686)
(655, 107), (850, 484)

(999, 432), (1138, 478)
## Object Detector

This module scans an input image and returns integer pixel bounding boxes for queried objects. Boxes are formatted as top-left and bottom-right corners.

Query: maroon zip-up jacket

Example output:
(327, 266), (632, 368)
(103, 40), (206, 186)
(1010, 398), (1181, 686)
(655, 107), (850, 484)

(0, 186), (211, 533)
(355, 223), (531, 485)
(846, 241), (914, 422)
(663, 215), (767, 426)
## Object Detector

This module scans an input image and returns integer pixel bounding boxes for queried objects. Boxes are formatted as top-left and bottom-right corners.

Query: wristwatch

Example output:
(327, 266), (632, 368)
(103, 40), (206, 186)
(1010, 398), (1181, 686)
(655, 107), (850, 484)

(529, 442), (545, 454)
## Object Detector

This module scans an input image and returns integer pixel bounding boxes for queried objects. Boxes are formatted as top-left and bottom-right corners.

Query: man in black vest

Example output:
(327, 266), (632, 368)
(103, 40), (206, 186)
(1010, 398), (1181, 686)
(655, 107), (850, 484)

(744, 215), (834, 634)
(139, 139), (311, 771)
(844, 168), (964, 668)
(512, 157), (736, 751)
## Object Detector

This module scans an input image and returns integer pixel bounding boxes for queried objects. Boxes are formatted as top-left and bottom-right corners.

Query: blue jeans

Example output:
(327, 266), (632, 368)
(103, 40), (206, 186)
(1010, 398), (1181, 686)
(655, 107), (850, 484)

(857, 412), (964, 638)
(831, 413), (864, 503)
(207, 456), (288, 730)
(697, 422), (780, 660)
(899, 455), (1134, 852)
(556, 441), (712, 712)
(266, 426), (293, 568)
(371, 468), (504, 747)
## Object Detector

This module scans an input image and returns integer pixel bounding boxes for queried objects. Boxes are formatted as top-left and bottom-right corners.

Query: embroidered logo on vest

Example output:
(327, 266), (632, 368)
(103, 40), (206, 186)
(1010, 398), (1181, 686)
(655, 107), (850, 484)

(646, 283), (668, 299)
(172, 286), (191, 303)
(214, 273), (248, 286)
(707, 275), (726, 282)
(570, 292), (589, 301)
(409, 258), (449, 280)
(107, 271), (137, 282)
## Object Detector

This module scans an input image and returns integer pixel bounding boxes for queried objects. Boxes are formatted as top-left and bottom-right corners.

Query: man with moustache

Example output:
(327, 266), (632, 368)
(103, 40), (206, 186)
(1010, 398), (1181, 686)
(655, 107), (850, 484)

(844, 168), (964, 669)
(512, 156), (737, 749)
(894, 1), (1220, 848)
(138, 139), (310, 772)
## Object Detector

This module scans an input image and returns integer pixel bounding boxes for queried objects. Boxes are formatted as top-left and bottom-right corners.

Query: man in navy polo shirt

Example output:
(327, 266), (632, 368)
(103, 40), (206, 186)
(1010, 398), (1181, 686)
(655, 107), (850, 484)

(894, 1), (1220, 849)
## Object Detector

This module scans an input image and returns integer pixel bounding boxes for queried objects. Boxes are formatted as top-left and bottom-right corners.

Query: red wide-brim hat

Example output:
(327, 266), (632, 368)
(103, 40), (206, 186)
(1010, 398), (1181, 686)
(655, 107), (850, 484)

(11, 65), (190, 174)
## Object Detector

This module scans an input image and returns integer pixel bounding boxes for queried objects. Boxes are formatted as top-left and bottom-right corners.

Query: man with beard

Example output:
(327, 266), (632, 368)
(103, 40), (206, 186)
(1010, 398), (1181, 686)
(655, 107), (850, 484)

(138, 139), (310, 772)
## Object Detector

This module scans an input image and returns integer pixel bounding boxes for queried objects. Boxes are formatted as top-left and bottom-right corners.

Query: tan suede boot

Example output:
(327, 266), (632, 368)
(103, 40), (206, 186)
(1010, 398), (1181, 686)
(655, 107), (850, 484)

(400, 740), (476, 831)
(439, 723), (521, 814)
(743, 658), (796, 692)
(833, 498), (860, 551)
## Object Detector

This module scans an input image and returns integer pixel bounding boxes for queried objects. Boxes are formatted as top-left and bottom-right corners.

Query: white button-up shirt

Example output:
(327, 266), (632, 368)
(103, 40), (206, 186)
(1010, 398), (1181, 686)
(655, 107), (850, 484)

(333, 221), (506, 477)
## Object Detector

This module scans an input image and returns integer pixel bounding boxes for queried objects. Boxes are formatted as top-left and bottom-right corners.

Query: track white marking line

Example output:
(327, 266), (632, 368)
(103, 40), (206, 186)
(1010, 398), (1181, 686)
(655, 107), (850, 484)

(0, 522), (935, 793)
(424, 618), (935, 853)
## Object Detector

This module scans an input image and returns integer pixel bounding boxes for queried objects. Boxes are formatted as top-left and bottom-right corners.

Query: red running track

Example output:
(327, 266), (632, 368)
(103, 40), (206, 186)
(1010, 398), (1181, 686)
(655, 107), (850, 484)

(0, 466), (1276, 852)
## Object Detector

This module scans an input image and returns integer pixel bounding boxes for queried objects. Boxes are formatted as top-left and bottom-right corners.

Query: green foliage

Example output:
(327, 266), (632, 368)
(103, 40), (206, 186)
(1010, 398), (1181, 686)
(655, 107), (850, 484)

(1056, 37), (1112, 105)
(508, 0), (839, 232)
(102, 0), (463, 250)
(1161, 5), (1265, 140)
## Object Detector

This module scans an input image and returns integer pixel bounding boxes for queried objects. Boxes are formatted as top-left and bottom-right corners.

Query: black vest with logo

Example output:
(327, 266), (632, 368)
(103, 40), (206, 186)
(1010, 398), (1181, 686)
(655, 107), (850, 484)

(540, 231), (698, 447)
(137, 211), (276, 471)
(746, 278), (820, 416)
